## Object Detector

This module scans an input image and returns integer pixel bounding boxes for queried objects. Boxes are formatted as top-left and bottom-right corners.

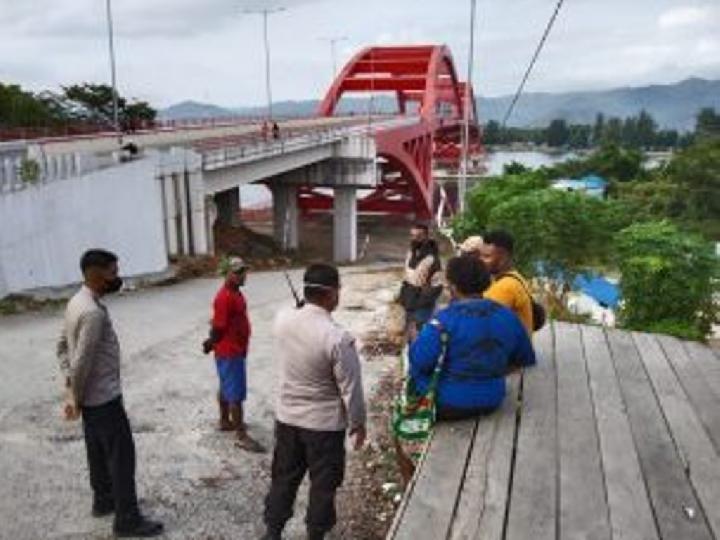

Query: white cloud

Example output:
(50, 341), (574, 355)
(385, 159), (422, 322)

(658, 5), (718, 29)
(0, 0), (719, 106)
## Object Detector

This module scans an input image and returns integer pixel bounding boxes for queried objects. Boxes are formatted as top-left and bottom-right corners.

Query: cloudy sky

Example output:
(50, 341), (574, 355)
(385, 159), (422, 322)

(1, 0), (719, 108)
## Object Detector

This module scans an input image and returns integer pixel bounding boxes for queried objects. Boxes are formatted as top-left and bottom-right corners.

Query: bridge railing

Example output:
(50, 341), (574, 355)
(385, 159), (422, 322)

(199, 119), (372, 169)
(199, 115), (420, 170)
(0, 151), (119, 195)
(0, 115), (420, 192)
(0, 115), (317, 143)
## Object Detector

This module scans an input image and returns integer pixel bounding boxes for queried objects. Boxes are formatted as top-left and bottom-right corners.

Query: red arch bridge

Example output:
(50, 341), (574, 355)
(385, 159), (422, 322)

(308, 44), (482, 219)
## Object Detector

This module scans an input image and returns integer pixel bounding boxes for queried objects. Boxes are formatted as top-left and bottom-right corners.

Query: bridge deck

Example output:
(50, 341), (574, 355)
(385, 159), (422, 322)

(387, 321), (720, 540)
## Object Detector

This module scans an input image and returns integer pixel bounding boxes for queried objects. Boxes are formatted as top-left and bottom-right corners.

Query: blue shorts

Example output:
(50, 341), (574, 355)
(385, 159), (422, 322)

(215, 357), (247, 403)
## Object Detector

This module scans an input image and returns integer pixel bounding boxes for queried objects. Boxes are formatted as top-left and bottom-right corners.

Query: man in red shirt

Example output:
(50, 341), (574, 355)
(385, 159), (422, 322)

(203, 257), (264, 452)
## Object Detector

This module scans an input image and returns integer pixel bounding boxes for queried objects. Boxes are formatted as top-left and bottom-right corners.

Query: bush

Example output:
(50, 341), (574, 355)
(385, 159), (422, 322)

(19, 158), (41, 184)
(664, 138), (720, 222)
(486, 188), (623, 281)
(546, 143), (645, 182)
(612, 179), (686, 220)
(503, 161), (530, 175)
(615, 221), (717, 340)
(452, 171), (549, 239)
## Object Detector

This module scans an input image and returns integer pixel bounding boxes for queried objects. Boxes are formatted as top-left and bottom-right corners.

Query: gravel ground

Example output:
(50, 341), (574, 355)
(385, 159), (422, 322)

(0, 266), (404, 540)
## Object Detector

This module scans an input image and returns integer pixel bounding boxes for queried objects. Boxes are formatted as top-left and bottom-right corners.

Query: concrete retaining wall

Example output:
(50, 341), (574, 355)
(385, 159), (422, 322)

(0, 157), (167, 297)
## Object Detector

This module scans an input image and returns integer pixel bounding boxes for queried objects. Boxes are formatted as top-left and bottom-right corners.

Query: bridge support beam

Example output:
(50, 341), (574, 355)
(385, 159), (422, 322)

(158, 148), (210, 257)
(272, 184), (299, 251)
(214, 187), (241, 227)
(333, 186), (357, 263)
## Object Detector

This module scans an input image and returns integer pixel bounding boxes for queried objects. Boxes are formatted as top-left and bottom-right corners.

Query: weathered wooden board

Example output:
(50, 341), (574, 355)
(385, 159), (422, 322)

(505, 324), (557, 540)
(449, 374), (520, 540)
(581, 325), (658, 540)
(658, 335), (720, 454)
(683, 340), (720, 404)
(391, 419), (476, 540)
(634, 332), (720, 539)
(555, 322), (611, 540)
(607, 329), (713, 540)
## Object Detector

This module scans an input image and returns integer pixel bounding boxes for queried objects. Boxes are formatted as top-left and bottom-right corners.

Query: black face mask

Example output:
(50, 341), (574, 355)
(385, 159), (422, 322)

(104, 277), (123, 294)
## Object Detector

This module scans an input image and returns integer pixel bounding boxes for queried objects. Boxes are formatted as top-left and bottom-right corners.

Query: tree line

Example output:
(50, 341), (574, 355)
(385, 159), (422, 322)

(0, 82), (156, 132)
(482, 108), (720, 150)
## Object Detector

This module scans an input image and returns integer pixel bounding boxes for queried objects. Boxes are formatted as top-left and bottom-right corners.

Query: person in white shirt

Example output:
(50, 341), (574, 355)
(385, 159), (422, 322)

(262, 264), (366, 540)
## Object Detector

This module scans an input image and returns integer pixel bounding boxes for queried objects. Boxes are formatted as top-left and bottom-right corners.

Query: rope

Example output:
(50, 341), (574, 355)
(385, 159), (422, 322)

(501, 0), (566, 127)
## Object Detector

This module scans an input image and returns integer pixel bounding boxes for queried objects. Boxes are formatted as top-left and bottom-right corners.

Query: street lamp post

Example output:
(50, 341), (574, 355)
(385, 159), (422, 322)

(244, 7), (285, 121)
(320, 36), (348, 80)
(105, 0), (121, 143)
(459, 0), (477, 214)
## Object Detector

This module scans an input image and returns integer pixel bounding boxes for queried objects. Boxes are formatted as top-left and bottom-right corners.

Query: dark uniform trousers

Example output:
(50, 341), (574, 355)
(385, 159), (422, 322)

(264, 420), (346, 536)
(81, 396), (140, 528)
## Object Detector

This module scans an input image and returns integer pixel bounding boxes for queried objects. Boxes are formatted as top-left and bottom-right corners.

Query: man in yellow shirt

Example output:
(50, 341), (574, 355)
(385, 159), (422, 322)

(479, 230), (534, 334)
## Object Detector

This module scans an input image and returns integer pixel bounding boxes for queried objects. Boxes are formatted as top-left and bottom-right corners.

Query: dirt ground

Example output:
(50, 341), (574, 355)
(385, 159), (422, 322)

(241, 213), (421, 266)
(0, 264), (407, 540)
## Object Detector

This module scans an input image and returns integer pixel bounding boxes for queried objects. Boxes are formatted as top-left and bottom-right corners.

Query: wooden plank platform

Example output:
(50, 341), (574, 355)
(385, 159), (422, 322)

(387, 321), (720, 540)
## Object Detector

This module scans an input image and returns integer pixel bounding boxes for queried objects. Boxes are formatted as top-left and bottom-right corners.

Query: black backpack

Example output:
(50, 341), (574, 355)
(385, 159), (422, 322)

(498, 273), (546, 332)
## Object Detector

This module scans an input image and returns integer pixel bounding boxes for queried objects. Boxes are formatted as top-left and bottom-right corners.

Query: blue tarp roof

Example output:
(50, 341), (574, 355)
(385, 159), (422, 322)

(573, 274), (620, 308)
(552, 175), (608, 193)
(577, 174), (608, 189)
(534, 262), (622, 309)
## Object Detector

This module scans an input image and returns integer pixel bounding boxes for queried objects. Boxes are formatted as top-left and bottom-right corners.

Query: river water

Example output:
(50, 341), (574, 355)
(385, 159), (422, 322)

(242, 149), (650, 208)
(482, 150), (575, 176)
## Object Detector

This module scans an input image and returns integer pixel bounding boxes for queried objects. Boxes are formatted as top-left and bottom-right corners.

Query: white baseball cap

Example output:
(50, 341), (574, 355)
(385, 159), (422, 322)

(228, 256), (249, 273)
(459, 235), (484, 254)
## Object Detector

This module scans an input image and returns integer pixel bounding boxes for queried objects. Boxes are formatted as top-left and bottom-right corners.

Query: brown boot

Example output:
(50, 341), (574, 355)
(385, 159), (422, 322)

(229, 403), (265, 453)
(218, 393), (233, 432)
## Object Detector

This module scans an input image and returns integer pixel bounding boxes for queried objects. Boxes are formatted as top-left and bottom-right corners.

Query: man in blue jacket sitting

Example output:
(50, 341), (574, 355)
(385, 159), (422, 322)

(410, 255), (536, 419)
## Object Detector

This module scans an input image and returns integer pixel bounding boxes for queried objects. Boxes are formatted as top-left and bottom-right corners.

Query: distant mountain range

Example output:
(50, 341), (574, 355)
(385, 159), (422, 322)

(159, 77), (720, 132)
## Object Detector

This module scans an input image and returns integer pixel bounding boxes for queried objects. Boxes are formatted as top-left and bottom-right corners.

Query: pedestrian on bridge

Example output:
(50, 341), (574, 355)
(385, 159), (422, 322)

(57, 249), (163, 537)
(202, 256), (265, 453)
(262, 263), (367, 540)
(272, 121), (280, 140)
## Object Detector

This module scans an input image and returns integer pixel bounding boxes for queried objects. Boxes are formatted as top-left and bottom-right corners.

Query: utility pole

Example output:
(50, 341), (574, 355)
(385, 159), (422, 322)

(244, 6), (285, 121)
(459, 0), (477, 214)
(105, 0), (121, 143)
(320, 36), (348, 80)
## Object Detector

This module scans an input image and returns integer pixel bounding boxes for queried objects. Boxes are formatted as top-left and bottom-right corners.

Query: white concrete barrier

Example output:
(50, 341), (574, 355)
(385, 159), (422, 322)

(0, 156), (168, 297)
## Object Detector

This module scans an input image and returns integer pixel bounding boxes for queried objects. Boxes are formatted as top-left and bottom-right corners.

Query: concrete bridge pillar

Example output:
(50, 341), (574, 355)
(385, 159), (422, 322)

(272, 184), (299, 251)
(161, 172), (182, 257)
(333, 186), (357, 263)
(214, 187), (241, 227)
(158, 148), (209, 257)
(188, 169), (211, 256)
(204, 195), (217, 255)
